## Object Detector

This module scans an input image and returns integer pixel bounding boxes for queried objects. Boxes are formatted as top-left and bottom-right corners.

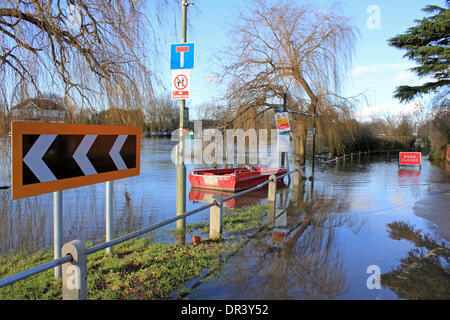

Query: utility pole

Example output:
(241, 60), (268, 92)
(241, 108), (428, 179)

(176, 0), (190, 237)
(273, 93), (314, 176)
(311, 105), (316, 178)
(280, 93), (287, 168)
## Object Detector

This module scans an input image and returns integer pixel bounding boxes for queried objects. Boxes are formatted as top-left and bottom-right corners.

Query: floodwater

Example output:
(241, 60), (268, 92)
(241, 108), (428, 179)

(0, 137), (223, 253)
(184, 153), (450, 300)
(0, 138), (449, 299)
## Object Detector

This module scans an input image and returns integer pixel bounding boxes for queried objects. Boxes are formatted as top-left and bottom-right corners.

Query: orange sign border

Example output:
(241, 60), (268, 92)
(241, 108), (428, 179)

(11, 121), (140, 199)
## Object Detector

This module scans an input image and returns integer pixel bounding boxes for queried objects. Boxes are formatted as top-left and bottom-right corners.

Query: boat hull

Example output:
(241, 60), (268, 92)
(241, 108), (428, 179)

(188, 167), (287, 192)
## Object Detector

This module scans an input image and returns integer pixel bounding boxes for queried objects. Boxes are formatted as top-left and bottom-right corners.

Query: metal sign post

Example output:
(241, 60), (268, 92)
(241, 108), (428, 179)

(172, 0), (194, 241)
(53, 190), (62, 279)
(273, 93), (315, 178)
(105, 181), (113, 254)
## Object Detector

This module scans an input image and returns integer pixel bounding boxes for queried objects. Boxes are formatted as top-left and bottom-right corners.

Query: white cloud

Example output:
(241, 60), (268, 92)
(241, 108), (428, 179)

(354, 105), (384, 121)
(204, 73), (220, 83)
(350, 63), (414, 79)
(392, 102), (424, 117)
(354, 101), (425, 122)
(394, 71), (416, 85)
(350, 65), (380, 78)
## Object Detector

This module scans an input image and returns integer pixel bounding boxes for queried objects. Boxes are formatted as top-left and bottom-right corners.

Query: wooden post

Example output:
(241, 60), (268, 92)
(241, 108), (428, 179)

(62, 240), (88, 300)
(267, 204), (275, 228)
(209, 194), (223, 239)
(268, 175), (277, 204)
(293, 168), (300, 188)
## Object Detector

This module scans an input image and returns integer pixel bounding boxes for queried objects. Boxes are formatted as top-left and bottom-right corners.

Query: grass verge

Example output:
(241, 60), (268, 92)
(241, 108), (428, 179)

(0, 204), (269, 299)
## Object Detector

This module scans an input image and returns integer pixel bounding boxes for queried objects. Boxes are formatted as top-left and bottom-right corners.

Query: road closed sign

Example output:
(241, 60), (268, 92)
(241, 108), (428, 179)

(11, 122), (140, 199)
(172, 70), (190, 100)
(399, 152), (421, 166)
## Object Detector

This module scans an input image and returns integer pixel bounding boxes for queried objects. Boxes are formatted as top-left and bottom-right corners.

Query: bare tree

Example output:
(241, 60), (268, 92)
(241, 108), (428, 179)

(0, 0), (176, 117)
(144, 94), (179, 132)
(219, 0), (359, 164)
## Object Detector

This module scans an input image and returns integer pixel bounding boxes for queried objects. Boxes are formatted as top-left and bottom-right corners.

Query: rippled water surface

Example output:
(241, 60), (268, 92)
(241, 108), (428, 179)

(1, 138), (449, 299)
(186, 153), (449, 300)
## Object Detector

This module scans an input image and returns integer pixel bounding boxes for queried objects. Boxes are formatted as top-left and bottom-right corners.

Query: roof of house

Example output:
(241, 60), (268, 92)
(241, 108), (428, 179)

(11, 98), (65, 111)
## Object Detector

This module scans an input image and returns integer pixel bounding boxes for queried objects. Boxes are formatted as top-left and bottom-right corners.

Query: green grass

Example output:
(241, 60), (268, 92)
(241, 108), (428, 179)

(185, 204), (270, 235)
(0, 204), (269, 300)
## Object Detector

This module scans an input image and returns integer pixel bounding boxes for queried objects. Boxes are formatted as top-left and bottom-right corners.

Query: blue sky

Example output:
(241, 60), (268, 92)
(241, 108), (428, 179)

(159, 0), (445, 121)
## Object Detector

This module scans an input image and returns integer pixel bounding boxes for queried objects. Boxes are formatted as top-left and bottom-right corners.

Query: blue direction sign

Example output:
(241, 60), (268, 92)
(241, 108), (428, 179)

(170, 43), (194, 70)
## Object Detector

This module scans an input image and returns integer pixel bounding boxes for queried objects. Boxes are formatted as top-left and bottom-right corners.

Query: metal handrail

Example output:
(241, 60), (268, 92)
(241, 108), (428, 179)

(0, 167), (303, 289)
(0, 255), (72, 288)
(86, 201), (217, 255)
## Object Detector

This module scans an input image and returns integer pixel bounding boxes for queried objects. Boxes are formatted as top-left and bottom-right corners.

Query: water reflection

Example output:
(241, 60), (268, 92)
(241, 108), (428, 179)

(0, 138), (216, 254)
(398, 168), (421, 186)
(189, 184), (288, 209)
(0, 186), (152, 254)
(189, 183), (367, 299)
(381, 221), (450, 299)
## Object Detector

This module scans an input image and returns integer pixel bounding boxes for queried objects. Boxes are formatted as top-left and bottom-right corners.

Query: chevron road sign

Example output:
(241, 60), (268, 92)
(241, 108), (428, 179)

(11, 122), (140, 199)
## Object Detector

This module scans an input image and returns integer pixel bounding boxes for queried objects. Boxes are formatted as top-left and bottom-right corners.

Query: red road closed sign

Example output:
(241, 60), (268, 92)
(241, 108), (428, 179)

(399, 152), (421, 166)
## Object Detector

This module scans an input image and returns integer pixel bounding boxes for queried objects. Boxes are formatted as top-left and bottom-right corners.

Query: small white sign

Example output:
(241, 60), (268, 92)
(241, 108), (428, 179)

(277, 133), (290, 152)
(172, 70), (190, 100)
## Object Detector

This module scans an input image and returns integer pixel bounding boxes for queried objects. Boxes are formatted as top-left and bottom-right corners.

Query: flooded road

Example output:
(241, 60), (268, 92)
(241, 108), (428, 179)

(1, 138), (449, 299)
(185, 154), (450, 300)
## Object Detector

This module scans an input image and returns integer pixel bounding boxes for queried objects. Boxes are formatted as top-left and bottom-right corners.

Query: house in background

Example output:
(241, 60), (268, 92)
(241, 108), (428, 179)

(10, 98), (66, 123)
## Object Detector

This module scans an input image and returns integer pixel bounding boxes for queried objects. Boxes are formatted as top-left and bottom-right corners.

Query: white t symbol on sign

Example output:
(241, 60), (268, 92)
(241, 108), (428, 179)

(176, 46), (189, 68)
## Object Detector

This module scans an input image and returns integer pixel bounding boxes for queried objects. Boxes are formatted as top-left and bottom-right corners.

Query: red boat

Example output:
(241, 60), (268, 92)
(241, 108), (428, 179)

(189, 187), (269, 208)
(188, 167), (287, 192)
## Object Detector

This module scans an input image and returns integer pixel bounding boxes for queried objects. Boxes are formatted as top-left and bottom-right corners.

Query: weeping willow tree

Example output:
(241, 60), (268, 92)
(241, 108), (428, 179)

(315, 100), (359, 156)
(218, 0), (360, 165)
(0, 0), (177, 127)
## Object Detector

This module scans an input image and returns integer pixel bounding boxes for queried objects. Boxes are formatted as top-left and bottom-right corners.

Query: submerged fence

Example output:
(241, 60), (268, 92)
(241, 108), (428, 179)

(0, 166), (306, 299)
(321, 149), (402, 164)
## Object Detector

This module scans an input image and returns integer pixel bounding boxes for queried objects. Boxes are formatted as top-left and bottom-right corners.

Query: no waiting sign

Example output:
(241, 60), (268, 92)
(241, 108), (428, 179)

(11, 122), (140, 199)
(172, 70), (190, 100)
(274, 112), (290, 133)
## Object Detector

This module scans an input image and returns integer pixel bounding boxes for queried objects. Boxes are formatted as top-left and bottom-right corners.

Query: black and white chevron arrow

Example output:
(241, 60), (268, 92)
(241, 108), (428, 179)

(22, 134), (136, 185)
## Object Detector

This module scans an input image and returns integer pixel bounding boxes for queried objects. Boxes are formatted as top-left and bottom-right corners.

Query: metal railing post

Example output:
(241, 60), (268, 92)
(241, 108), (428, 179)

(62, 240), (87, 300)
(209, 194), (223, 239)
